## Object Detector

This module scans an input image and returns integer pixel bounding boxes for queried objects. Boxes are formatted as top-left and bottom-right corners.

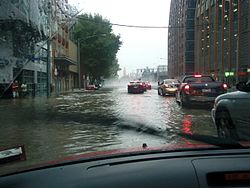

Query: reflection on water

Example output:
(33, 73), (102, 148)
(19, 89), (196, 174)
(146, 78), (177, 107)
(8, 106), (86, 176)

(0, 86), (216, 174)
(182, 115), (193, 134)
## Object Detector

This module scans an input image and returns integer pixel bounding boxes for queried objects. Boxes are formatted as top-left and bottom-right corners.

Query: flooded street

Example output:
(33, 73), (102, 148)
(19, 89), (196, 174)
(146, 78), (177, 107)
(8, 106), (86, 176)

(0, 84), (216, 174)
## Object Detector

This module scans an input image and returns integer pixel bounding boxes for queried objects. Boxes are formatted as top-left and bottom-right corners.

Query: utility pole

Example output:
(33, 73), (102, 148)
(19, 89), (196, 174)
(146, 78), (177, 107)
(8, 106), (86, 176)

(77, 39), (81, 89)
(236, 36), (239, 84)
(47, 0), (52, 97)
(77, 34), (107, 90)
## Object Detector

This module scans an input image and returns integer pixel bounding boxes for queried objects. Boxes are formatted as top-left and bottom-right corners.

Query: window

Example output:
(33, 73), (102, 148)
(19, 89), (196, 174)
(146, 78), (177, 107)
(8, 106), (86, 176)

(186, 31), (194, 40)
(185, 52), (194, 61)
(184, 76), (214, 83)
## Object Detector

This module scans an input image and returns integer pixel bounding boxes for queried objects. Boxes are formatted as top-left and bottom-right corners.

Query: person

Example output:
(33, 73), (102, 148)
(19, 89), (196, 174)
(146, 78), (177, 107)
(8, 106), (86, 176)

(21, 82), (28, 97)
(12, 80), (19, 98)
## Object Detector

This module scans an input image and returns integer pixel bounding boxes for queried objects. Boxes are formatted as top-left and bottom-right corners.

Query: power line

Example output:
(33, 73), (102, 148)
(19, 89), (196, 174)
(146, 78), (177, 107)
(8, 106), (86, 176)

(78, 17), (210, 29)
(111, 22), (217, 29)
(111, 23), (170, 29)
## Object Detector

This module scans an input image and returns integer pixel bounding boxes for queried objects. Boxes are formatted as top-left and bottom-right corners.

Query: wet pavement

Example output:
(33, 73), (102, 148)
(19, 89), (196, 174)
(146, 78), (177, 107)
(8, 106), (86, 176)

(0, 83), (216, 174)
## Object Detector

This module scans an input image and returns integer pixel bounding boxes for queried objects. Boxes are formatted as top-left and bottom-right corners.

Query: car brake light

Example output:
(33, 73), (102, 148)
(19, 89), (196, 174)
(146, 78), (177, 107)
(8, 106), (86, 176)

(184, 85), (190, 90)
(223, 83), (228, 90)
(194, 74), (202, 78)
(184, 84), (190, 94)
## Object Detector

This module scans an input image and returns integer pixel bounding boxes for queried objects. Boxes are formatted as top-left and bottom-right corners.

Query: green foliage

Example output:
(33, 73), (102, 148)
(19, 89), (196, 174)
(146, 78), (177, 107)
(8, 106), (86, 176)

(73, 13), (122, 82)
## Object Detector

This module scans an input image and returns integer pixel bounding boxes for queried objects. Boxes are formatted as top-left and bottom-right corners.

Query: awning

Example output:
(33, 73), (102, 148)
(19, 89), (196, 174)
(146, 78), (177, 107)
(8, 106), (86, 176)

(54, 56), (76, 65)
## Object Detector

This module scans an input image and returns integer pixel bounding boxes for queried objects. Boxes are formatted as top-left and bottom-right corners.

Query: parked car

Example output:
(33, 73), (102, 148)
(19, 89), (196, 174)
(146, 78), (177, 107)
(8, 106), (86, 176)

(141, 82), (147, 92)
(86, 85), (98, 90)
(145, 81), (152, 90)
(211, 81), (250, 140)
(158, 79), (180, 96)
(176, 75), (228, 107)
(127, 81), (145, 94)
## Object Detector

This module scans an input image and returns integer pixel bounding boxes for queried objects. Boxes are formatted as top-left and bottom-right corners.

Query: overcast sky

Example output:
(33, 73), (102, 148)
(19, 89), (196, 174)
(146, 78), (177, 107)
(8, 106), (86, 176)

(68, 0), (170, 75)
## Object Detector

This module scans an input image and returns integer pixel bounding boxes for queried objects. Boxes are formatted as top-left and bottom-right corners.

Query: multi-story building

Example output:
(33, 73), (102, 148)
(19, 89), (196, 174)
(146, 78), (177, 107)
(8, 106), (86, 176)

(136, 67), (155, 81)
(195, 0), (250, 84)
(0, 0), (79, 98)
(0, 0), (49, 97)
(156, 65), (168, 82)
(168, 0), (196, 79)
(52, 24), (78, 93)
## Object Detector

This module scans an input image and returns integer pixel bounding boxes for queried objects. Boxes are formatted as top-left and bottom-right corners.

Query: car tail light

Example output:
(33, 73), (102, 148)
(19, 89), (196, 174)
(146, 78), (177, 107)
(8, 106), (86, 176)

(184, 84), (190, 94)
(223, 83), (228, 90)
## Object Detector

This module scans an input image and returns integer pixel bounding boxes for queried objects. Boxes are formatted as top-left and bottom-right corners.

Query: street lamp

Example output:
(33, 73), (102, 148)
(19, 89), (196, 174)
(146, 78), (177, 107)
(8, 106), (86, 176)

(77, 34), (107, 89)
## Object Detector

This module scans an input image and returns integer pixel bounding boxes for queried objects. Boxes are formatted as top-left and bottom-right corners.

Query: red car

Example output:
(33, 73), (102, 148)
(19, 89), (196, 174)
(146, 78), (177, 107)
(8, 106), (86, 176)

(145, 82), (152, 90)
(141, 82), (147, 91)
(86, 85), (98, 90)
(128, 81), (145, 94)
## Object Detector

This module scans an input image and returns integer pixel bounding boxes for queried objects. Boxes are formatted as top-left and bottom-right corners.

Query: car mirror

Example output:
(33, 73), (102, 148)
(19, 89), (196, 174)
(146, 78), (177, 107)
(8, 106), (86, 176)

(236, 82), (250, 92)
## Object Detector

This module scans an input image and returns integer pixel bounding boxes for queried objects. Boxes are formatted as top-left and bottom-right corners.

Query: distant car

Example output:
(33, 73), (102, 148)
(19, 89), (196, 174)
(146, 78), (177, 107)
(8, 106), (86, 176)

(176, 75), (228, 107)
(128, 81), (145, 94)
(95, 83), (102, 89)
(158, 79), (180, 96)
(141, 82), (147, 92)
(211, 81), (250, 140)
(145, 82), (152, 90)
(86, 85), (98, 90)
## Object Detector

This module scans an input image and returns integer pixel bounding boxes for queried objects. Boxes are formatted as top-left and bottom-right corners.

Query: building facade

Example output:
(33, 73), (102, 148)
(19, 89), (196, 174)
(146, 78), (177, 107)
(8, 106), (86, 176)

(0, 0), (79, 98)
(51, 0), (78, 94)
(0, 0), (49, 97)
(168, 0), (196, 79)
(52, 24), (78, 94)
(195, 0), (250, 84)
(156, 65), (168, 82)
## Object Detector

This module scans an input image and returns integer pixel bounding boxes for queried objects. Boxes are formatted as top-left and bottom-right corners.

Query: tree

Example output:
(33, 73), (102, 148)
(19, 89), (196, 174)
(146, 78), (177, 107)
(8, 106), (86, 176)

(73, 13), (122, 83)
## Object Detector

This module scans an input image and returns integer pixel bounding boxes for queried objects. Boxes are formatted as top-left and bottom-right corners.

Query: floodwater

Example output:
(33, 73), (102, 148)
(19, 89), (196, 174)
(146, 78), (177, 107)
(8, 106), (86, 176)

(0, 84), (216, 174)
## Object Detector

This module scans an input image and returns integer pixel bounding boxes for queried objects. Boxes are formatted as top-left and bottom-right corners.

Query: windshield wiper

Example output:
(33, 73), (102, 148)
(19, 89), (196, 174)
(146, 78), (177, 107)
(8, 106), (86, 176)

(178, 133), (244, 149)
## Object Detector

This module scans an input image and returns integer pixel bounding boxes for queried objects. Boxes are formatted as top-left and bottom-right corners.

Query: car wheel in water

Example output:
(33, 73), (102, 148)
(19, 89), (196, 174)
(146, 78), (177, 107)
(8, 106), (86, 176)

(216, 110), (239, 140)
(158, 88), (163, 96)
(175, 93), (180, 105)
(180, 93), (188, 107)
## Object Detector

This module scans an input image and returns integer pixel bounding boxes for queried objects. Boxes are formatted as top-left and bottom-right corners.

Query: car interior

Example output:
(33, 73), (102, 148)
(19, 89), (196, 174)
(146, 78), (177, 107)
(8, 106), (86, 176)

(1, 147), (250, 188)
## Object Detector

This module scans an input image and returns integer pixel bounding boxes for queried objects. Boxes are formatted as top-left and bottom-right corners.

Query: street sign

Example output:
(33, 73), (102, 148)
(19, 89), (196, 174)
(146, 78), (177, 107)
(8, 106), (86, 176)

(225, 72), (234, 77)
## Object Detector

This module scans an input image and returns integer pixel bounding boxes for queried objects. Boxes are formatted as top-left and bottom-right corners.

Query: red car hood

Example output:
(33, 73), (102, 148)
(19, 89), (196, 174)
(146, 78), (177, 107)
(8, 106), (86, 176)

(21, 143), (218, 170)
(3, 142), (250, 175)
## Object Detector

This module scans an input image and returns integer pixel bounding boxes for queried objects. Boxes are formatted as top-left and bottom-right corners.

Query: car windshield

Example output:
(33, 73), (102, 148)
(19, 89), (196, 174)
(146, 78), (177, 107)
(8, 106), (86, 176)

(130, 81), (141, 84)
(0, 0), (250, 176)
(164, 79), (179, 84)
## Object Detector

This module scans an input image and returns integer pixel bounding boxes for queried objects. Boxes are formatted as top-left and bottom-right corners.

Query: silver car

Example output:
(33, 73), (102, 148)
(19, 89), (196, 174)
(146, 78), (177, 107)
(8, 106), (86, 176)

(212, 81), (250, 140)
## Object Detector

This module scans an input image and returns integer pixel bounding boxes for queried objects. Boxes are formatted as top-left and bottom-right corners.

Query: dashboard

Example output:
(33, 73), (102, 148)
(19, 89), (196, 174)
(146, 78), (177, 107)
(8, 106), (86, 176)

(1, 148), (250, 188)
